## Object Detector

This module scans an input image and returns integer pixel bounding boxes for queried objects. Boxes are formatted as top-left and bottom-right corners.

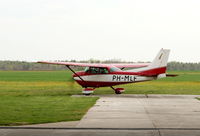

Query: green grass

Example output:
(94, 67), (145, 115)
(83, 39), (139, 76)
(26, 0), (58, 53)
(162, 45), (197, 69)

(0, 71), (73, 82)
(0, 96), (98, 126)
(0, 70), (200, 125)
(0, 71), (98, 126)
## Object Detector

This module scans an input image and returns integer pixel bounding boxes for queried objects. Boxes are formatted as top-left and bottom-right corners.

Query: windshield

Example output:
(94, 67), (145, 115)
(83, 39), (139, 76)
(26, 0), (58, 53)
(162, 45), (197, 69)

(109, 67), (121, 72)
(84, 67), (90, 72)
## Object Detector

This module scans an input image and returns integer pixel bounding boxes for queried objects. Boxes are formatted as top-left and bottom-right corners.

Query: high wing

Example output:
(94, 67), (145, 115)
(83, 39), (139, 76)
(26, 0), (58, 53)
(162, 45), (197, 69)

(37, 61), (149, 68)
(111, 63), (149, 68)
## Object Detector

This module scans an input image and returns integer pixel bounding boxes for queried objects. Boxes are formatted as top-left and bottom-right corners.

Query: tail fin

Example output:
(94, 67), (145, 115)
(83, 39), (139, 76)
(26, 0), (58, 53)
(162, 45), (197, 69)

(146, 49), (170, 78)
(148, 49), (170, 69)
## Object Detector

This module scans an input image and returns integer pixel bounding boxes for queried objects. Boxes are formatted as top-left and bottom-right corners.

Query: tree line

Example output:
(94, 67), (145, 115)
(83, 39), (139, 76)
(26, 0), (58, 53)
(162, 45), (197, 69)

(0, 60), (200, 71)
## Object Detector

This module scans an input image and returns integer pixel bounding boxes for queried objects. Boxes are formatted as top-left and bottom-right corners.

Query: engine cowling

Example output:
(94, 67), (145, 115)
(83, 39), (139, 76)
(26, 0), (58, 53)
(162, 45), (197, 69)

(82, 88), (95, 95)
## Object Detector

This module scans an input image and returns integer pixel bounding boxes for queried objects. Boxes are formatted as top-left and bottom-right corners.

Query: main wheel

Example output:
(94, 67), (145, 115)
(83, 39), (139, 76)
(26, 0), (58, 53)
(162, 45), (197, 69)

(115, 90), (122, 94)
(85, 93), (91, 96)
(114, 88), (125, 94)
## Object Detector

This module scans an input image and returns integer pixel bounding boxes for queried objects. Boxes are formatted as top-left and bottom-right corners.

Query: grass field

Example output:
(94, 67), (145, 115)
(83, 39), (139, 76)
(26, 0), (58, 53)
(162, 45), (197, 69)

(0, 70), (200, 126)
(0, 71), (98, 126)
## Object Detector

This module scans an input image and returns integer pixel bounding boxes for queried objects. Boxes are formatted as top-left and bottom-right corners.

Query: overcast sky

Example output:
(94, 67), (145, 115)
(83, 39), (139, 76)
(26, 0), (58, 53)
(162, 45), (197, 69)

(0, 0), (200, 62)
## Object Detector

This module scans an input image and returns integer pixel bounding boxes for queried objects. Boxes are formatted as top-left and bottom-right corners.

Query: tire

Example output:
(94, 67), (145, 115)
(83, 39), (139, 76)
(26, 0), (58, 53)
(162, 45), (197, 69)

(85, 93), (91, 96)
(115, 90), (121, 94)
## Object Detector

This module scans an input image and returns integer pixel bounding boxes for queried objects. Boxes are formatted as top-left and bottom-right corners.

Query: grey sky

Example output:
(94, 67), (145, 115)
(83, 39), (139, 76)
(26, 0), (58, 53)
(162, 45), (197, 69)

(0, 0), (200, 62)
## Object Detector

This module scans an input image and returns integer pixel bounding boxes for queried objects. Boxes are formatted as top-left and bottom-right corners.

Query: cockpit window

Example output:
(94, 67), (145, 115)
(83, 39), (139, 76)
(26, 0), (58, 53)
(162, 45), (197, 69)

(84, 67), (109, 74)
(109, 67), (121, 72)
(99, 68), (109, 74)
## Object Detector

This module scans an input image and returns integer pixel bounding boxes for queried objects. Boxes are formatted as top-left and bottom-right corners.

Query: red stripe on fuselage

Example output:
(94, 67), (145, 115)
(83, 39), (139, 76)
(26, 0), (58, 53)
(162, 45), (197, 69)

(76, 80), (130, 88)
(136, 67), (166, 76)
(76, 80), (151, 88)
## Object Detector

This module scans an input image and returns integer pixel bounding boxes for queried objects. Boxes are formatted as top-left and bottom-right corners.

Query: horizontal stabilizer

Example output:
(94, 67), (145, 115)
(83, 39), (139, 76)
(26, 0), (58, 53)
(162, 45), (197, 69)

(166, 74), (178, 77)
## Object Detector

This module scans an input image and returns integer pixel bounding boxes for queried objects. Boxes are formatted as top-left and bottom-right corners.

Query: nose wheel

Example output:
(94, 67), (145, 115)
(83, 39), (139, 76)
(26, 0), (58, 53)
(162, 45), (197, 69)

(111, 86), (125, 94)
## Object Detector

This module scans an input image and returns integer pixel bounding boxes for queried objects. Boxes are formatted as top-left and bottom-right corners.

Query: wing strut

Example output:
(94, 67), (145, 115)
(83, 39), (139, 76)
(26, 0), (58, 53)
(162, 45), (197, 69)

(66, 65), (87, 87)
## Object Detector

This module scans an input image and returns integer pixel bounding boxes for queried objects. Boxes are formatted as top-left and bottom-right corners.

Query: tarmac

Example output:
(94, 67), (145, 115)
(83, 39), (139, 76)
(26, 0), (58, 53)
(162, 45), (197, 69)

(1, 94), (200, 136)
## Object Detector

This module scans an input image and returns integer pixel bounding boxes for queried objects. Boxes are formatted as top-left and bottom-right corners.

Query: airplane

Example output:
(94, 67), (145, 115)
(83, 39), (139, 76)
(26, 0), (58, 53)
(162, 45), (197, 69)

(38, 49), (176, 95)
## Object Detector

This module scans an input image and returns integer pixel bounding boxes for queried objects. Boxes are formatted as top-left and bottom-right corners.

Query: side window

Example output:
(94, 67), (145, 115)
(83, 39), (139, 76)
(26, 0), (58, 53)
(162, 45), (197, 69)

(99, 68), (108, 74)
(85, 67), (109, 74)
(90, 67), (98, 74)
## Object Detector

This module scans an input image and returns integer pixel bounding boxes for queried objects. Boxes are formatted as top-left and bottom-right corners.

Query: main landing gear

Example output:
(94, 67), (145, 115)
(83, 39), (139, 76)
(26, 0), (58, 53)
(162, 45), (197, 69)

(82, 88), (95, 95)
(111, 86), (125, 94)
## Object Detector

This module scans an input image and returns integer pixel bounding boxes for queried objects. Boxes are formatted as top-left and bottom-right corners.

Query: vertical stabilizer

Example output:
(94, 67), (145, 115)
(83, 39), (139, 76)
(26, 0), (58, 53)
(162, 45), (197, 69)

(148, 49), (170, 69)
